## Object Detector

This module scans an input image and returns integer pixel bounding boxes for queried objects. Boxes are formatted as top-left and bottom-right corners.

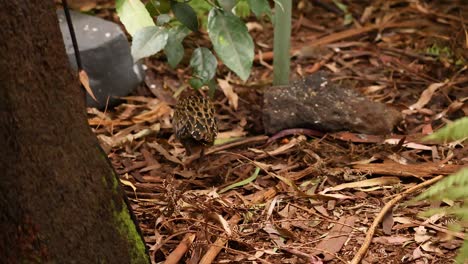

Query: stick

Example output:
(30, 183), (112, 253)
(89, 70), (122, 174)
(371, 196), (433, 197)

(164, 233), (196, 264)
(350, 175), (444, 264)
(199, 214), (242, 264)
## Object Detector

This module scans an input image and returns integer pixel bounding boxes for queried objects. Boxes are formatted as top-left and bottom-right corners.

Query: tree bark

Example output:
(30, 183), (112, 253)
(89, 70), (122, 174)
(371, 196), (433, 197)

(0, 1), (149, 263)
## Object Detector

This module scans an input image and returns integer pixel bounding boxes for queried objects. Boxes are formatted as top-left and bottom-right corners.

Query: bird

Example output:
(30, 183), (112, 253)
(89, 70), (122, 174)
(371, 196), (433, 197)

(173, 94), (218, 157)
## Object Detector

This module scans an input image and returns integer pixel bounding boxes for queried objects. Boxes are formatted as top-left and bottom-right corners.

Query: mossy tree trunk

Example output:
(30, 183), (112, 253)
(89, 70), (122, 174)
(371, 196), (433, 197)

(0, 1), (149, 263)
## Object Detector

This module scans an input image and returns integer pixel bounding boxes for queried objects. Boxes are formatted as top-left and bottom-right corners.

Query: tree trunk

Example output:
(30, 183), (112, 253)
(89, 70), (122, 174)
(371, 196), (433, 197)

(0, 1), (149, 263)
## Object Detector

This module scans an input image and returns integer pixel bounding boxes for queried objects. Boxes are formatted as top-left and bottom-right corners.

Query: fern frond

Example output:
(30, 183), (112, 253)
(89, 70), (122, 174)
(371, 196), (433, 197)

(443, 206), (468, 221)
(423, 117), (468, 143)
(456, 239), (468, 264)
(416, 116), (468, 262)
(416, 168), (468, 200)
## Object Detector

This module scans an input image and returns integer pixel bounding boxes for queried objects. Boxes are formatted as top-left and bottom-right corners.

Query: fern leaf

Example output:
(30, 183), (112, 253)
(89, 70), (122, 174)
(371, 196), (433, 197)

(456, 239), (468, 264)
(415, 168), (468, 200)
(423, 117), (468, 143)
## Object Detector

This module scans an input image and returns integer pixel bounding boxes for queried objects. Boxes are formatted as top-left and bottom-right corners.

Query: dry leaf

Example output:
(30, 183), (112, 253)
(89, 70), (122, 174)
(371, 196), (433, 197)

(373, 236), (411, 245)
(132, 101), (171, 123)
(217, 127), (247, 139)
(211, 213), (232, 236)
(323, 177), (400, 193)
(382, 209), (394, 235)
(394, 216), (413, 224)
(312, 216), (357, 260)
(384, 138), (432, 150)
(409, 82), (445, 110)
(250, 136), (306, 156)
(246, 21), (263, 31)
(120, 177), (137, 198)
(147, 142), (183, 165)
(414, 226), (432, 243)
(421, 241), (443, 254)
(79, 70), (98, 102)
(218, 77), (239, 110)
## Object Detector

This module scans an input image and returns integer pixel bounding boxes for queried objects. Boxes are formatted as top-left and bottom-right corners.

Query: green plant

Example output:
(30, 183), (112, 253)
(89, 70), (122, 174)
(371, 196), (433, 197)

(115, 0), (272, 93)
(415, 117), (468, 263)
(272, 0), (291, 86)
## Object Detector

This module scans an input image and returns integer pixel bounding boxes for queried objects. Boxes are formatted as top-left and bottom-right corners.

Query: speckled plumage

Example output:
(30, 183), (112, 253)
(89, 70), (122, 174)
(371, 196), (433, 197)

(173, 95), (218, 155)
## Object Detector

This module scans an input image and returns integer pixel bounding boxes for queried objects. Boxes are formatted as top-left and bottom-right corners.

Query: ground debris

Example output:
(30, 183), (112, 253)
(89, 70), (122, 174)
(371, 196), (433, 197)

(83, 0), (467, 262)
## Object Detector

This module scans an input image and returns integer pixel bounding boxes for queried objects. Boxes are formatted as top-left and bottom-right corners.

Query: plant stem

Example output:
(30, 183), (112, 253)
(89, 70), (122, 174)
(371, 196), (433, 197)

(273, 0), (292, 86)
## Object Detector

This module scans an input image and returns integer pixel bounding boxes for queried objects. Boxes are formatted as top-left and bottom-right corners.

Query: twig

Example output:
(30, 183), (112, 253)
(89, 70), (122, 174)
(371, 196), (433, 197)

(199, 214), (242, 264)
(164, 233), (196, 264)
(350, 175), (444, 264)
(151, 230), (194, 254)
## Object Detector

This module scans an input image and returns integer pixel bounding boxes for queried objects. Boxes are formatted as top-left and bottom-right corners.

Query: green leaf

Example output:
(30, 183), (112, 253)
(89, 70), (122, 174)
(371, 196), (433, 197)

(234, 0), (251, 18)
(157, 0), (171, 13)
(156, 14), (172, 25)
(116, 0), (155, 37)
(333, 0), (353, 25)
(190, 47), (217, 83)
(456, 239), (468, 264)
(247, 0), (271, 18)
(145, 0), (159, 17)
(131, 26), (168, 62)
(164, 26), (190, 68)
(189, 77), (204, 89)
(170, 0), (199, 32)
(188, 0), (212, 29)
(423, 117), (468, 143)
(207, 9), (254, 81)
(188, 0), (211, 13)
(218, 0), (237, 12)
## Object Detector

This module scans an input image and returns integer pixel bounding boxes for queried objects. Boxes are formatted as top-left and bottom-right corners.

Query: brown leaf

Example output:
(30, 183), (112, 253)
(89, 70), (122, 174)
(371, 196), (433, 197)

(218, 77), (239, 110)
(409, 82), (445, 110)
(323, 177), (400, 192)
(382, 209), (394, 235)
(147, 142), (183, 165)
(414, 226), (432, 243)
(79, 70), (98, 102)
(373, 236), (412, 245)
(312, 216), (357, 260)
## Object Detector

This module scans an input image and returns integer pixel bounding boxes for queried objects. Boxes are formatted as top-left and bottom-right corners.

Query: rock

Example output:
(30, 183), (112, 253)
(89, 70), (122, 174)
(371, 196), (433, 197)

(263, 71), (402, 135)
(57, 9), (144, 109)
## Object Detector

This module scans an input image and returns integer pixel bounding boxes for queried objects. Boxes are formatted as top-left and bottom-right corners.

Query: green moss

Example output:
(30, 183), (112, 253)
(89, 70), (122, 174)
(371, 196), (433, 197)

(101, 167), (148, 261)
(101, 169), (119, 192)
(423, 43), (467, 66)
(426, 43), (452, 58)
(112, 200), (149, 264)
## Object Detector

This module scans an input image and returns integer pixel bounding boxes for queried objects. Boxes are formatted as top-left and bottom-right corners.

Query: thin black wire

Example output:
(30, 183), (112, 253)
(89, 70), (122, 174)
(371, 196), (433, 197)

(62, 0), (82, 71)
